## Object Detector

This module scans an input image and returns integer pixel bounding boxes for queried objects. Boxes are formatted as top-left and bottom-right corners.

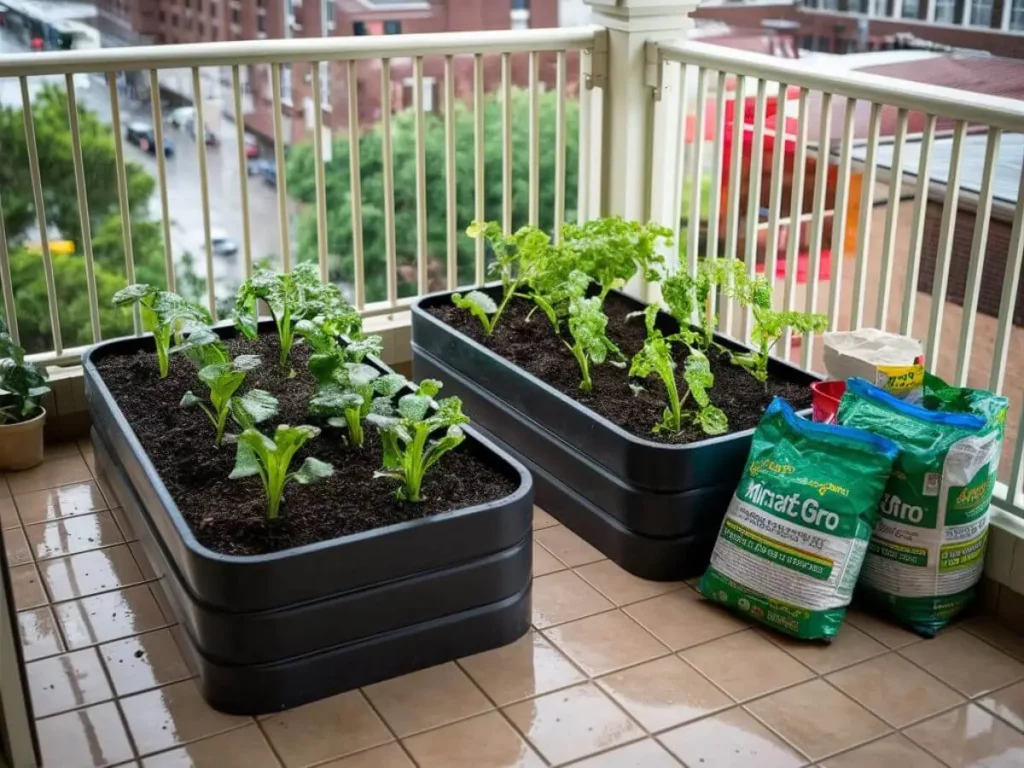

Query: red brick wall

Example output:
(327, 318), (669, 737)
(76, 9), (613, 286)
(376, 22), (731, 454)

(917, 201), (1023, 325)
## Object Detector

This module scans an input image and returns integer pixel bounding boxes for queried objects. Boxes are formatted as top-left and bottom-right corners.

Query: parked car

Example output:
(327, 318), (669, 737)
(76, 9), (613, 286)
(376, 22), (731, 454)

(210, 227), (239, 257)
(168, 106), (194, 129)
(126, 122), (174, 157)
(244, 133), (260, 158)
(186, 118), (218, 146)
(248, 158), (276, 186)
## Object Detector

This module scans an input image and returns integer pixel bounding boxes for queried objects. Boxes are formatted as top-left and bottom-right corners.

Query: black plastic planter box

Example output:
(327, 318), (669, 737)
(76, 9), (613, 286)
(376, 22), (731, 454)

(84, 325), (533, 714)
(412, 288), (819, 581)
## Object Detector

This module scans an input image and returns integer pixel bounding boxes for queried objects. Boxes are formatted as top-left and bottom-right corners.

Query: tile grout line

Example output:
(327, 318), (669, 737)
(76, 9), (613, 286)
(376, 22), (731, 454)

(349, 686), (423, 768)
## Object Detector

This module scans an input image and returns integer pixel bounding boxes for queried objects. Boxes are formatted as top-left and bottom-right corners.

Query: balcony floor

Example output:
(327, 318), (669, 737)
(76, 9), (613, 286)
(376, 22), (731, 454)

(4, 441), (1024, 767)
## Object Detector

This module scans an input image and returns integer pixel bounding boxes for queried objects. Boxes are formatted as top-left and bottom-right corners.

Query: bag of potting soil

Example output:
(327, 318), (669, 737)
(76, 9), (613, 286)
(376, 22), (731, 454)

(838, 377), (1008, 636)
(698, 397), (899, 640)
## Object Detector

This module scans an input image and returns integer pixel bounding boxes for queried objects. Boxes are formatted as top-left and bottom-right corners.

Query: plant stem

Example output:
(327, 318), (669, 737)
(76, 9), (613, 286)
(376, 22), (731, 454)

(570, 342), (592, 392)
(215, 407), (229, 447)
(663, 368), (682, 432)
(346, 409), (364, 448)
(267, 473), (286, 521)
(404, 427), (429, 501)
(156, 343), (170, 378)
(485, 280), (520, 337)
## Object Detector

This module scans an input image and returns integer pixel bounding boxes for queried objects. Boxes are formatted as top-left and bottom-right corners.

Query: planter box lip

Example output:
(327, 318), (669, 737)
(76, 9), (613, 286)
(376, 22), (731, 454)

(83, 328), (533, 567)
(413, 286), (813, 454)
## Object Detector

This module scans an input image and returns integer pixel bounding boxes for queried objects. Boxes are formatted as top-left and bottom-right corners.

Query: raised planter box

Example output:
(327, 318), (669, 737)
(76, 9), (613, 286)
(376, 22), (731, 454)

(412, 288), (819, 581)
(84, 327), (533, 714)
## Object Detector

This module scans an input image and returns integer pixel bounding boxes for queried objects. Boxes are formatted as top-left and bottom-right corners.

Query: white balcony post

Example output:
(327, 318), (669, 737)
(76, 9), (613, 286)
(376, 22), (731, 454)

(584, 0), (700, 299)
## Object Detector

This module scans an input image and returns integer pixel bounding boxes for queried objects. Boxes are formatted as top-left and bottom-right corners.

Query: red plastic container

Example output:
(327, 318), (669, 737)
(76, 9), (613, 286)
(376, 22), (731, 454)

(811, 380), (847, 424)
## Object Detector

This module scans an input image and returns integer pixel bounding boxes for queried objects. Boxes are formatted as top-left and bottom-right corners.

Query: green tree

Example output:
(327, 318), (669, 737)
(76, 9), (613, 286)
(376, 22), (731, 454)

(287, 89), (580, 302)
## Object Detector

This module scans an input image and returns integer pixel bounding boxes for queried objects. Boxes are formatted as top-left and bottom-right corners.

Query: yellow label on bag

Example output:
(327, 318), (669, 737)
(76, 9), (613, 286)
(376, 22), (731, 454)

(876, 364), (924, 395)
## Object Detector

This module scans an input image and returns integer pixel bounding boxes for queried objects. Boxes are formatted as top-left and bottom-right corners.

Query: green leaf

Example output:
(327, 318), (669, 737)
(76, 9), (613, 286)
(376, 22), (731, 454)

(180, 391), (202, 408)
(345, 335), (383, 361)
(398, 393), (432, 422)
(229, 438), (262, 479)
(345, 363), (380, 390)
(112, 283), (156, 306)
(374, 374), (407, 397)
(696, 405), (728, 436)
(683, 350), (713, 408)
(232, 355), (263, 372)
(291, 457), (334, 485)
(236, 389), (278, 424)
(417, 379), (442, 399)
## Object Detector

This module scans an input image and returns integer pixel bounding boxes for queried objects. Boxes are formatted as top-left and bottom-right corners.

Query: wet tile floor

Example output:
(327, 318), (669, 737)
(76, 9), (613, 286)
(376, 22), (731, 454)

(5, 441), (1024, 767)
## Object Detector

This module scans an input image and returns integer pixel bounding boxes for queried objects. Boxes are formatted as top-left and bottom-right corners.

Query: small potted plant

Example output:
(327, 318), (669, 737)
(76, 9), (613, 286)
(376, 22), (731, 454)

(0, 319), (50, 470)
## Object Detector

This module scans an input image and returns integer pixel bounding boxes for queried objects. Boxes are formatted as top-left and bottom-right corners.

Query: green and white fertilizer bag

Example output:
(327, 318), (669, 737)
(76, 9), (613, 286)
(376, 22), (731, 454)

(838, 376), (1009, 637)
(698, 397), (899, 640)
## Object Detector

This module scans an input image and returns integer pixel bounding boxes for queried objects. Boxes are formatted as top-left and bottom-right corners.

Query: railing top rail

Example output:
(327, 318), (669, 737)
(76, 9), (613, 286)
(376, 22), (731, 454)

(659, 41), (1024, 133)
(0, 26), (599, 78)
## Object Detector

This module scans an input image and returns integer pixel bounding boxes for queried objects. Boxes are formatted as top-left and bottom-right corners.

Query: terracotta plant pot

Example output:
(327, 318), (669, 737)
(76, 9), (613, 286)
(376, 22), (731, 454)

(0, 409), (46, 471)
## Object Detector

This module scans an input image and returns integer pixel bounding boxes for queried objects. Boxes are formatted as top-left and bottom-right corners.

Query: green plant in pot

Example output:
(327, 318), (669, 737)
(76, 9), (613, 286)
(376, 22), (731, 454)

(0, 319), (50, 470)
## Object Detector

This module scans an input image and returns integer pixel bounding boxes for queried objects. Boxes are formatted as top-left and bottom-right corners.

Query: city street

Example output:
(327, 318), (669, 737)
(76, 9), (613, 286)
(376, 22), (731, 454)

(0, 29), (293, 300)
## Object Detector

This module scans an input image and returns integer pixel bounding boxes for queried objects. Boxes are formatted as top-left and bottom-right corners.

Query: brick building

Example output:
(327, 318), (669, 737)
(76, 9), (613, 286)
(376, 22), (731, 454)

(94, 1), (566, 144)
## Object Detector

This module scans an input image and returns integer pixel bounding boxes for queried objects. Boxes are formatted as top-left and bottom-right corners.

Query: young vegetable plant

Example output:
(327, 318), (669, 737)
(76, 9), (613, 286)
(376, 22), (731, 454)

(233, 264), (360, 370)
(366, 379), (469, 502)
(229, 425), (334, 521)
(731, 273), (828, 383)
(112, 284), (211, 378)
(562, 271), (624, 392)
(660, 259), (745, 351)
(558, 218), (673, 299)
(628, 306), (728, 436)
(181, 354), (278, 447)
(0, 319), (49, 424)
(309, 364), (406, 448)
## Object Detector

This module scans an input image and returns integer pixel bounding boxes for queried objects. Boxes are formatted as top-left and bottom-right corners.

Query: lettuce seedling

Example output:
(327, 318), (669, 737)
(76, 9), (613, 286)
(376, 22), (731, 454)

(233, 264), (360, 370)
(229, 425), (334, 520)
(562, 271), (624, 392)
(366, 379), (469, 502)
(730, 273), (828, 383)
(181, 354), (278, 447)
(661, 259), (745, 351)
(628, 305), (727, 436)
(558, 218), (672, 299)
(309, 364), (406, 448)
(113, 284), (211, 378)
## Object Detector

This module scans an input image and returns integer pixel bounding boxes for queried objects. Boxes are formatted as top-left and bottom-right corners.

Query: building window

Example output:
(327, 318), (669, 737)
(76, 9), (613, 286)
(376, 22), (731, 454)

(353, 21), (367, 35)
(1012, 0), (1024, 29)
(231, 8), (239, 24)
(210, 2), (217, 16)
(258, 13), (266, 32)
(384, 20), (402, 34)
(198, 20), (204, 35)
(326, 1), (336, 28)
(933, 0), (956, 22)
(159, 10), (166, 23)
(970, 0), (993, 24)
(901, 0), (919, 17)
(281, 64), (293, 102)
(320, 62), (330, 105)
(512, 0), (530, 8)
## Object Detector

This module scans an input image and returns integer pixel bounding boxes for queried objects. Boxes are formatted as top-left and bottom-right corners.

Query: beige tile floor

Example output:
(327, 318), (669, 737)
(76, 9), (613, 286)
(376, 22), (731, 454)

(5, 442), (1024, 767)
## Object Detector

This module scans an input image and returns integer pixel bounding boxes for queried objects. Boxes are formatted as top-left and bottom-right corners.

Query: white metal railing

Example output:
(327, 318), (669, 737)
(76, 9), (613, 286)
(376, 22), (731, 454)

(654, 40), (1024, 519)
(0, 26), (599, 363)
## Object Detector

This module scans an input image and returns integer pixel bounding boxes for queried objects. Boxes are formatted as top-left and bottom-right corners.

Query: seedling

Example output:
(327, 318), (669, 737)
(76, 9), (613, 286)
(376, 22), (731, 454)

(559, 218), (672, 299)
(661, 259), (745, 351)
(366, 379), (469, 502)
(181, 354), (278, 447)
(0, 319), (49, 424)
(309, 364), (406, 448)
(233, 264), (361, 370)
(562, 271), (624, 392)
(229, 424), (334, 520)
(113, 284), (211, 377)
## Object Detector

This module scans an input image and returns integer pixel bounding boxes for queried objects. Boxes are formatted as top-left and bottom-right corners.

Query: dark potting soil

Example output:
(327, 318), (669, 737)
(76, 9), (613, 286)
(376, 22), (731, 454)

(94, 334), (518, 556)
(427, 292), (813, 445)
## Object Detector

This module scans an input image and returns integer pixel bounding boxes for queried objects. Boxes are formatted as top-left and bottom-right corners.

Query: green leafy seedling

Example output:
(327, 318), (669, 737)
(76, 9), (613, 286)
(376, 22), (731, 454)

(561, 271), (624, 392)
(113, 284), (211, 377)
(181, 354), (278, 447)
(309, 363), (406, 448)
(366, 379), (469, 502)
(0, 318), (49, 424)
(558, 218), (673, 299)
(451, 290), (499, 335)
(229, 425), (333, 520)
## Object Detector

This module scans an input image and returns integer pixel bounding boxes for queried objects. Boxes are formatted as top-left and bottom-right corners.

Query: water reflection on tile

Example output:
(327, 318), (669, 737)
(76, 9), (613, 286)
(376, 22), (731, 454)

(100, 629), (193, 697)
(18, 606), (65, 661)
(25, 510), (125, 560)
(15, 481), (107, 525)
(320, 744), (415, 768)
(659, 707), (806, 768)
(459, 630), (585, 706)
(570, 739), (681, 768)
(403, 712), (545, 768)
(27, 648), (113, 718)
(822, 734), (944, 768)
(543, 610), (667, 678)
(905, 704), (1024, 768)
(531, 571), (614, 629)
(41, 544), (145, 602)
(142, 724), (279, 768)
(36, 701), (135, 768)
(977, 680), (1024, 735)
(55, 585), (167, 648)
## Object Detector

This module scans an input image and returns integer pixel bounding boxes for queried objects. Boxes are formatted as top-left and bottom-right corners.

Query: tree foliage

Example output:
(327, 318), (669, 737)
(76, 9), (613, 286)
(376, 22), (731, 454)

(286, 88), (580, 301)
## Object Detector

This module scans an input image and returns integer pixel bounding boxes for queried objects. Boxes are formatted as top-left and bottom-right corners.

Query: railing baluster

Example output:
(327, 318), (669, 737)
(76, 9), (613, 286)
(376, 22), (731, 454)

(381, 58), (398, 308)
(270, 63), (291, 273)
(1011, 410), (1024, 509)
(528, 51), (540, 227)
(827, 97), (856, 331)
(347, 60), (365, 310)
(707, 70), (728, 322)
(231, 66), (253, 279)
(501, 52), (513, 233)
(66, 74), (101, 342)
(668, 63), (689, 255)
(687, 67), (709, 279)
(850, 102), (881, 330)
(722, 74), (745, 336)
(577, 49), (592, 226)
(444, 55), (457, 289)
(105, 72), (139, 337)
(148, 70), (175, 293)
(900, 114), (936, 337)
(765, 81), (790, 296)
(474, 54), (485, 282)
(743, 78), (767, 344)
(312, 61), (329, 283)
(554, 50), (567, 242)
(413, 56), (428, 296)
(803, 90), (833, 369)
(192, 67), (216, 314)
(989, 161), (1024, 395)
(925, 120), (967, 368)
(954, 127), (1002, 387)
(875, 107), (908, 332)
(0, 194), (19, 345)
(781, 87), (809, 360)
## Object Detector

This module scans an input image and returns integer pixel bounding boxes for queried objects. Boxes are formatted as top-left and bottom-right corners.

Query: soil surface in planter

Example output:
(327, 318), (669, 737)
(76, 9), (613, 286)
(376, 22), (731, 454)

(428, 293), (812, 445)
(95, 334), (517, 556)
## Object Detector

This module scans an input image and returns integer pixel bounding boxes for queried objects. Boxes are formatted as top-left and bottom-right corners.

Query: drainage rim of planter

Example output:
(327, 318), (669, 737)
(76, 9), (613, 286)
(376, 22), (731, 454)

(412, 287), (818, 492)
(84, 320), (534, 613)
